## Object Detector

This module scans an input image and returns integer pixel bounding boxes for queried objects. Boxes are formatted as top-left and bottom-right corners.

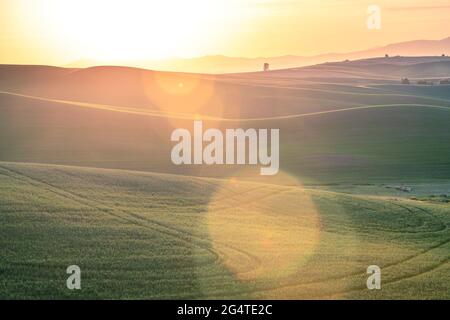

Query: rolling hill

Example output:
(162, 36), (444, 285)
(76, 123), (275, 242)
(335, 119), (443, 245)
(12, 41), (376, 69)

(1, 57), (450, 184)
(0, 57), (449, 299)
(1, 162), (449, 299)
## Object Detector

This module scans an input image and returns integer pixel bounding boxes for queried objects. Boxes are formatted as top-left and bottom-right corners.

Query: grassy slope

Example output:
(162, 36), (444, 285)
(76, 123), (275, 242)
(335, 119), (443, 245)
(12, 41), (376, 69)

(0, 162), (448, 299)
(1, 80), (450, 184)
(0, 61), (449, 299)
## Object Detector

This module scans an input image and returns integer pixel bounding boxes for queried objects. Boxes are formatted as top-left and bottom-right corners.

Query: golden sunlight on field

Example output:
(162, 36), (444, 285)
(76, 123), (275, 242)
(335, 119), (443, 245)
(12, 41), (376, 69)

(206, 171), (321, 287)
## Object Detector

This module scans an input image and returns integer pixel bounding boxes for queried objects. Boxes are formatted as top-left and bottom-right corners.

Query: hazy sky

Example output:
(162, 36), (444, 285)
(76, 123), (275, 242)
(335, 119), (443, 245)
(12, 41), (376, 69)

(1, 0), (450, 64)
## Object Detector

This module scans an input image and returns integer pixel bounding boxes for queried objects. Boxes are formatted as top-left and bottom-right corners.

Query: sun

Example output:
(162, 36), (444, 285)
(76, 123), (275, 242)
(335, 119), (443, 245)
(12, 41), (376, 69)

(21, 0), (230, 61)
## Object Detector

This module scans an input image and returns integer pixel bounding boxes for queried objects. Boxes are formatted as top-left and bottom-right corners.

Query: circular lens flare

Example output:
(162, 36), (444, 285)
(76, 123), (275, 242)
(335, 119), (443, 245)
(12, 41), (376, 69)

(141, 71), (223, 128)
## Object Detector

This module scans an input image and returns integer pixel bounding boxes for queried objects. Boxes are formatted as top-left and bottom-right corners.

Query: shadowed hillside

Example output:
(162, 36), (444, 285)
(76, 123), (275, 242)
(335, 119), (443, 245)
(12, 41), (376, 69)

(1, 57), (450, 184)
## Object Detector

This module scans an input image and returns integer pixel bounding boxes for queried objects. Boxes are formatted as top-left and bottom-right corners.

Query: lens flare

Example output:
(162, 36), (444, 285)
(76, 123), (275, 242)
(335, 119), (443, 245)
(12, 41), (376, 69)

(206, 171), (321, 285)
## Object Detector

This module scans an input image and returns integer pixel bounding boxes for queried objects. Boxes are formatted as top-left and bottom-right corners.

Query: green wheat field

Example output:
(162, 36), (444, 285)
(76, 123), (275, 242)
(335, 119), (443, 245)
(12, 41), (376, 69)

(0, 58), (449, 299)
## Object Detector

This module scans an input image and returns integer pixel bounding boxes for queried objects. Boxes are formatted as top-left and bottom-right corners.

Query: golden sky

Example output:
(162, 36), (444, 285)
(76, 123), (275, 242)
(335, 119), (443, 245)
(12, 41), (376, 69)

(1, 0), (450, 65)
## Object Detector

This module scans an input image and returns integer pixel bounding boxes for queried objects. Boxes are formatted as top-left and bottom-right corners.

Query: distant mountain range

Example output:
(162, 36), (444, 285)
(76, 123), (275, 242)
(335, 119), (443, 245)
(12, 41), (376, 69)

(66, 36), (450, 73)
